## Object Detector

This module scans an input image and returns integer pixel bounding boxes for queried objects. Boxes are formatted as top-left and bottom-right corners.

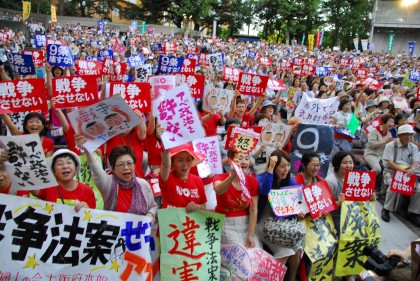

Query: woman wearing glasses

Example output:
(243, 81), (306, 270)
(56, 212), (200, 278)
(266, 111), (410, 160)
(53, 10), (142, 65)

(294, 152), (323, 186)
(77, 135), (157, 220)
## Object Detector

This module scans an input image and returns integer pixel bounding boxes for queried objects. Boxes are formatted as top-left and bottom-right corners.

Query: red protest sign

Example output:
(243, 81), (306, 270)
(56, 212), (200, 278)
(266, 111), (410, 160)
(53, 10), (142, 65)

(52, 75), (99, 108)
(222, 66), (242, 83)
(267, 79), (287, 91)
(302, 180), (337, 220)
(277, 62), (294, 72)
(0, 78), (48, 114)
(225, 126), (262, 150)
(76, 60), (103, 76)
(369, 66), (379, 74)
(180, 58), (196, 73)
(356, 69), (368, 79)
(22, 50), (44, 67)
(109, 82), (152, 112)
(293, 58), (305, 66)
(175, 72), (205, 98)
(237, 73), (269, 96)
(198, 53), (210, 66)
(164, 42), (177, 53)
(112, 42), (127, 55)
(416, 88), (420, 101)
(259, 57), (272, 66)
(342, 170), (376, 201)
(109, 62), (128, 82)
(102, 58), (113, 75)
(340, 59), (351, 67)
(364, 115), (382, 134)
(390, 170), (416, 196)
(187, 45), (199, 54)
(231, 127), (261, 154)
(301, 64), (316, 76)
(305, 57), (317, 65)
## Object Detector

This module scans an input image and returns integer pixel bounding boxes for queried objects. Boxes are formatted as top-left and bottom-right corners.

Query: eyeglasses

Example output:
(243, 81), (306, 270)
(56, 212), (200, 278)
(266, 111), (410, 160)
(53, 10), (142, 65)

(278, 164), (291, 169)
(115, 161), (135, 169)
(308, 163), (322, 168)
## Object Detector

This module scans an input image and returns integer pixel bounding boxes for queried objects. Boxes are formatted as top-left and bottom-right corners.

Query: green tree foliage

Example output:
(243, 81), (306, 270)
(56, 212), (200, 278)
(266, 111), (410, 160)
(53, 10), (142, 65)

(0, 0), (50, 15)
(62, 0), (120, 20)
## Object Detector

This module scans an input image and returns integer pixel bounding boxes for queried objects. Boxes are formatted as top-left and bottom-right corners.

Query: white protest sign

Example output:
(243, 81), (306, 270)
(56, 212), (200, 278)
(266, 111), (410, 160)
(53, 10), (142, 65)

(259, 121), (292, 149)
(0, 193), (153, 281)
(208, 53), (224, 72)
(202, 84), (234, 112)
(68, 95), (141, 153)
(193, 136), (223, 178)
(135, 64), (153, 82)
(149, 75), (176, 117)
(268, 186), (309, 217)
(155, 83), (205, 149)
(294, 92), (339, 124)
(0, 134), (58, 191)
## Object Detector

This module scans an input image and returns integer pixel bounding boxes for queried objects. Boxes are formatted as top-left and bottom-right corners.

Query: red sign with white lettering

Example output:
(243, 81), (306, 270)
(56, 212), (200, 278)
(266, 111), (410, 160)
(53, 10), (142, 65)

(237, 73), (268, 96)
(390, 170), (416, 196)
(109, 82), (152, 112)
(52, 75), (99, 108)
(222, 66), (242, 83)
(180, 58), (196, 74)
(342, 170), (376, 201)
(175, 73), (205, 98)
(302, 180), (337, 220)
(22, 50), (44, 67)
(76, 60), (103, 76)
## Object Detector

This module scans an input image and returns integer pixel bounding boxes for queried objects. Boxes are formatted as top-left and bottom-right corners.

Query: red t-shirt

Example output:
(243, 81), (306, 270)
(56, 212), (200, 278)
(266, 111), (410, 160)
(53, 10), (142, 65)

(0, 186), (30, 197)
(235, 112), (253, 128)
(37, 181), (96, 208)
(114, 186), (135, 213)
(144, 133), (163, 167)
(42, 136), (54, 155)
(214, 173), (258, 217)
(159, 171), (207, 208)
(104, 128), (145, 178)
(200, 112), (221, 136)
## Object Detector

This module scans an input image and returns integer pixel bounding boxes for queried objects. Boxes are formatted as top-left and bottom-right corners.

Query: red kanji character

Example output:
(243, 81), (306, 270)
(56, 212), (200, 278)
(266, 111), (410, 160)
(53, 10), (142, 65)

(168, 216), (205, 259)
(172, 260), (201, 281)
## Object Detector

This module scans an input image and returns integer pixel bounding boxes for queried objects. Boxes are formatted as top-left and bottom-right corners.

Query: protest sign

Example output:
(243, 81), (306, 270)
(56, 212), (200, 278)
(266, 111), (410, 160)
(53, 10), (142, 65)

(0, 134), (58, 190)
(68, 95), (141, 153)
(401, 78), (416, 89)
(187, 45), (199, 54)
(342, 170), (376, 201)
(150, 43), (162, 53)
(193, 136), (223, 178)
(277, 62), (293, 72)
(208, 53), (224, 72)
(47, 44), (74, 67)
(109, 82), (151, 112)
(356, 69), (368, 79)
(34, 34), (46, 48)
(76, 60), (103, 76)
(380, 89), (393, 98)
(323, 76), (334, 85)
(112, 42), (127, 55)
(159, 208), (224, 281)
(301, 64), (316, 76)
(222, 66), (242, 83)
(237, 73), (269, 96)
(293, 57), (305, 66)
(52, 75), (99, 108)
(295, 93), (339, 124)
(135, 64), (153, 82)
(302, 215), (337, 281)
(180, 58), (196, 73)
(149, 75), (176, 100)
(303, 180), (337, 220)
(315, 67), (331, 77)
(340, 58), (351, 67)
(267, 79), (287, 91)
(390, 170), (416, 196)
(364, 116), (382, 134)
(220, 244), (287, 281)
(335, 79), (345, 91)
(127, 54), (145, 68)
(76, 153), (104, 210)
(7, 53), (35, 75)
(22, 49), (44, 67)
(163, 42), (177, 53)
(0, 193), (153, 280)
(0, 78), (48, 114)
(155, 83), (205, 149)
(198, 53), (210, 66)
(5, 112), (27, 134)
(259, 121), (292, 150)
(259, 57), (272, 66)
(98, 49), (114, 60)
(109, 61), (128, 82)
(231, 127), (261, 154)
(202, 85), (234, 112)
(268, 185), (309, 217)
(157, 55), (183, 74)
(392, 96), (409, 111)
(175, 72), (205, 98)
(409, 70), (420, 82)
(336, 201), (381, 276)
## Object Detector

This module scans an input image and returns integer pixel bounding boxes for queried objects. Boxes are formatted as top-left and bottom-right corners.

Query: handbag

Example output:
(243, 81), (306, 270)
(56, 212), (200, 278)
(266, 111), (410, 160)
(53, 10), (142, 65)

(263, 215), (306, 248)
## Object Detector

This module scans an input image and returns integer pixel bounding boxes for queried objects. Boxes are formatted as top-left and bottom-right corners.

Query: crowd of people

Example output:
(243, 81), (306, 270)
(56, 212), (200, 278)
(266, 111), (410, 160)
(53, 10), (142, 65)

(0, 15), (420, 281)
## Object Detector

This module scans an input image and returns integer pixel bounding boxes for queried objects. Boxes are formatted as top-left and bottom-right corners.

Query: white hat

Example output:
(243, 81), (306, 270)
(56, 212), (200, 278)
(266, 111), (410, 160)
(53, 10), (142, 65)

(378, 96), (390, 105)
(49, 149), (81, 171)
(397, 124), (414, 135)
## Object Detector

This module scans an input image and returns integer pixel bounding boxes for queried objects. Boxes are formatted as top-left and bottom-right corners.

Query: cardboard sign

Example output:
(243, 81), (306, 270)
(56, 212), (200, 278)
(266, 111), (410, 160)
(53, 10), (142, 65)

(76, 60), (103, 76)
(237, 73), (269, 96)
(259, 121), (292, 150)
(208, 53), (223, 72)
(202, 85), (234, 112)
(22, 49), (44, 67)
(193, 136), (223, 178)
(295, 93), (340, 124)
(0, 78), (47, 114)
(7, 53), (35, 75)
(0, 134), (58, 191)
(303, 180), (338, 220)
(157, 55), (183, 74)
(268, 185), (310, 217)
(222, 66), (242, 83)
(47, 44), (74, 67)
(231, 127), (261, 154)
(175, 72), (205, 98)
(342, 170), (376, 201)
(52, 75), (99, 108)
(109, 82), (152, 112)
(390, 170), (416, 196)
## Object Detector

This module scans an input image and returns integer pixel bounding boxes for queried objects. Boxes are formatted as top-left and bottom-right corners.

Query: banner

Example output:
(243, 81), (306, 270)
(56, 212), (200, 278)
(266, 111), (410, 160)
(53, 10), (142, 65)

(237, 73), (269, 96)
(303, 180), (337, 219)
(295, 93), (339, 124)
(342, 170), (376, 201)
(154, 83), (205, 149)
(52, 75), (99, 108)
(0, 193), (153, 280)
(0, 78), (47, 114)
(361, 39), (368, 51)
(6, 53), (35, 75)
(22, 1), (31, 22)
(308, 34), (315, 51)
(109, 82), (152, 112)
(220, 244), (287, 281)
(301, 33), (306, 46)
(320, 29), (325, 46)
(387, 34), (395, 52)
(135, 64), (153, 82)
(68, 95), (141, 152)
(159, 208), (224, 281)
(175, 72), (205, 98)
(76, 60), (103, 76)
(22, 50), (44, 67)
(202, 85), (234, 112)
(141, 21), (147, 34)
(34, 34), (46, 48)
(51, 5), (57, 22)
(290, 124), (334, 179)
(353, 38), (359, 51)
(157, 55), (183, 74)
(0, 134), (58, 191)
(47, 44), (74, 67)
(192, 136), (223, 178)
(390, 170), (416, 196)
(222, 66), (242, 83)
(268, 185), (309, 217)
(409, 41), (416, 57)
(336, 201), (381, 276)
(316, 30), (321, 47)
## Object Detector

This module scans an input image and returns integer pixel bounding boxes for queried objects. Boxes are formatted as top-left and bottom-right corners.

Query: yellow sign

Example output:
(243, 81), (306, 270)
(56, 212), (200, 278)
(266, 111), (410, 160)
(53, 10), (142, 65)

(308, 34), (315, 51)
(402, 78), (415, 89)
(51, 5), (57, 23)
(22, 1), (31, 22)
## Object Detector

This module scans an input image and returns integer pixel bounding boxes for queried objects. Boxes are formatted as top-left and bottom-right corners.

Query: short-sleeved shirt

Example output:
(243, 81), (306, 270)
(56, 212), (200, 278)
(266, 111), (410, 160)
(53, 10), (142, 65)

(41, 136), (54, 155)
(159, 172), (207, 209)
(382, 139), (419, 168)
(0, 186), (30, 197)
(200, 112), (221, 137)
(332, 110), (352, 128)
(38, 181), (96, 208)
(214, 173), (259, 217)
